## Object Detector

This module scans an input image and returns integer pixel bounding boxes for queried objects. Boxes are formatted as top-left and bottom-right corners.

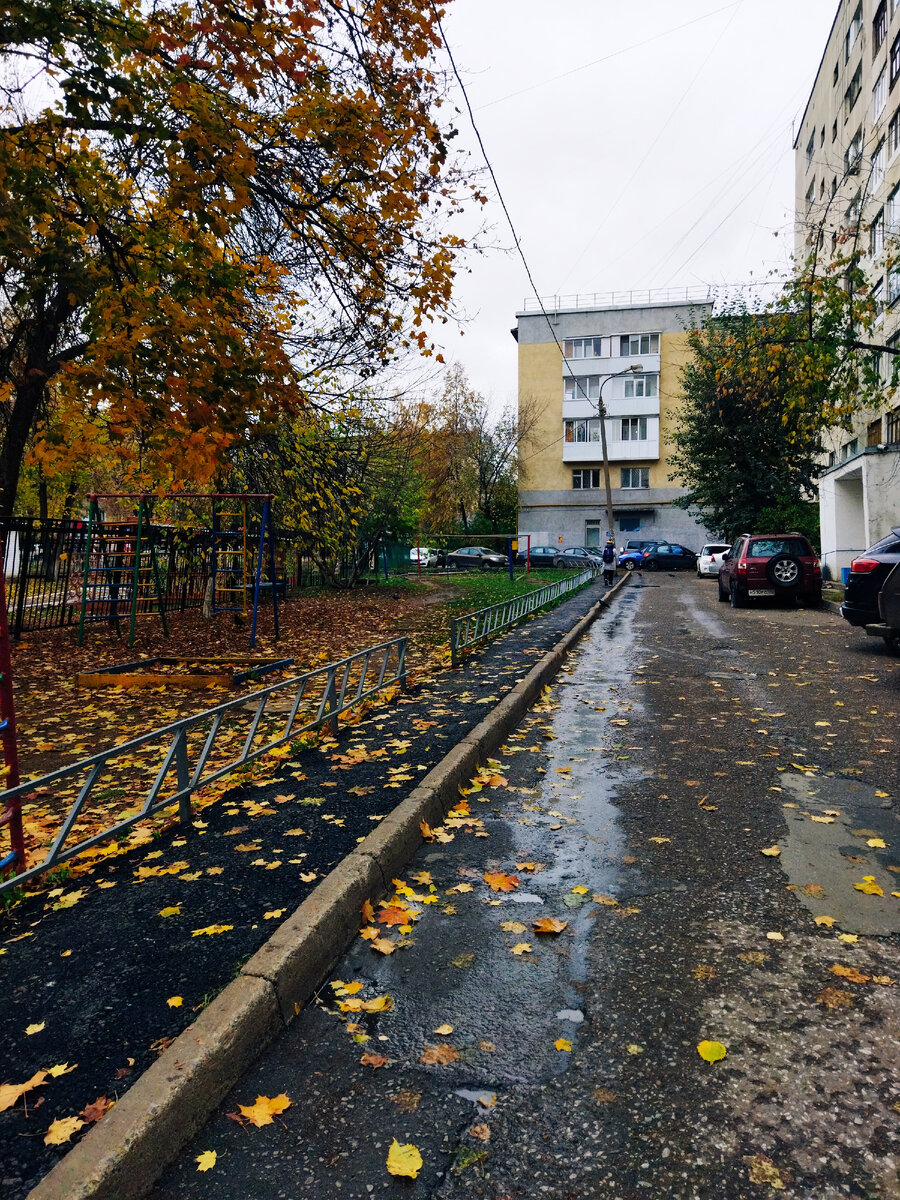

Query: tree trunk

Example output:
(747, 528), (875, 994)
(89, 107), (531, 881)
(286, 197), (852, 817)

(0, 375), (45, 517)
(38, 471), (48, 521)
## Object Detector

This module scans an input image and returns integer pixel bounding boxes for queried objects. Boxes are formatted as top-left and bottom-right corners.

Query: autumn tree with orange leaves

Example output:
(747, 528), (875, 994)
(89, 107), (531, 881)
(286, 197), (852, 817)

(0, 0), (480, 514)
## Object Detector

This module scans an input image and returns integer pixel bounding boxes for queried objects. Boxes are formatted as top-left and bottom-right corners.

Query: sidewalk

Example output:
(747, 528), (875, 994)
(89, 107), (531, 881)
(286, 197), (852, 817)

(1, 576), (611, 1200)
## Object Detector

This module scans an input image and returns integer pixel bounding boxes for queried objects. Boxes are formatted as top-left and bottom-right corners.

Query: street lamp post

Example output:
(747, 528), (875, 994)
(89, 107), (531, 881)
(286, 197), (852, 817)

(596, 364), (643, 544)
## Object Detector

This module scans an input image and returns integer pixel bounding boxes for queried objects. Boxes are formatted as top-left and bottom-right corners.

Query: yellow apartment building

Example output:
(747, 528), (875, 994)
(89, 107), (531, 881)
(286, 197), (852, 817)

(514, 289), (715, 551)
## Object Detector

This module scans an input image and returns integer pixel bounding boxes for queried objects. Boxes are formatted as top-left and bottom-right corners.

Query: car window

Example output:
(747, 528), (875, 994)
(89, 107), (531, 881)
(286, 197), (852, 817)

(655, 544), (670, 553)
(866, 533), (900, 555)
(747, 538), (808, 558)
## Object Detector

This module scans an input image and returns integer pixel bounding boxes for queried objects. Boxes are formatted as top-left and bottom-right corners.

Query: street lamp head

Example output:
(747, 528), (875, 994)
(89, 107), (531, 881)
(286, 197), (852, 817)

(629, 363), (643, 372)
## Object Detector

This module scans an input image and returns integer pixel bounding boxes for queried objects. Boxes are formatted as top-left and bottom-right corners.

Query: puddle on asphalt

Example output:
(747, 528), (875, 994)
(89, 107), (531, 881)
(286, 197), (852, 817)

(454, 1088), (498, 1107)
(777, 771), (898, 936)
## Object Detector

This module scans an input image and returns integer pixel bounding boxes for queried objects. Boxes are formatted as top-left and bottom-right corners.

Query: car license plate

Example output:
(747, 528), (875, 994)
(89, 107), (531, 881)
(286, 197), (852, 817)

(748, 589), (775, 596)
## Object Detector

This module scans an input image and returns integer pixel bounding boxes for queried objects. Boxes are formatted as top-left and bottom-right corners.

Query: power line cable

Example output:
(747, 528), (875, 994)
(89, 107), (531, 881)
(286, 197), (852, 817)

(555, 0), (744, 293)
(476, 1), (741, 111)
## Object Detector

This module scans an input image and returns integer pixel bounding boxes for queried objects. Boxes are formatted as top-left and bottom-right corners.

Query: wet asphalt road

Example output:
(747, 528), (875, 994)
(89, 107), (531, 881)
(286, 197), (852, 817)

(151, 574), (900, 1200)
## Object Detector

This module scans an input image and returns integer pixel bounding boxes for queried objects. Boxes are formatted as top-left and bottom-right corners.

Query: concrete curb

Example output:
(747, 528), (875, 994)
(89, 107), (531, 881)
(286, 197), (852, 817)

(29, 572), (631, 1200)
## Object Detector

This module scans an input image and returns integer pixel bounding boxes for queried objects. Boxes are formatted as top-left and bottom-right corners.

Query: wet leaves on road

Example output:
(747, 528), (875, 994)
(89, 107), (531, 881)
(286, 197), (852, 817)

(554, 1038), (572, 1051)
(0, 1070), (48, 1112)
(697, 1040), (727, 1063)
(44, 1115), (84, 1144)
(195, 1150), (217, 1172)
(237, 1093), (291, 1127)
(816, 987), (855, 1009)
(533, 917), (568, 934)
(387, 1138), (423, 1179)
(420, 1043), (458, 1065)
(484, 871), (519, 892)
(853, 876), (884, 896)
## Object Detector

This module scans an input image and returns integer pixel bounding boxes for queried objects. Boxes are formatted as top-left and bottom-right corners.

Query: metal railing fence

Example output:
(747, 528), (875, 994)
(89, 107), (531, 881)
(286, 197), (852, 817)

(0, 636), (407, 893)
(450, 569), (597, 667)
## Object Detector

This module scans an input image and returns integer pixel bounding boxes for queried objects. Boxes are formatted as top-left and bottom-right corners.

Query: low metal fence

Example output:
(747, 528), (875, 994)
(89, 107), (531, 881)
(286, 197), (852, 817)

(0, 636), (407, 893)
(450, 568), (597, 667)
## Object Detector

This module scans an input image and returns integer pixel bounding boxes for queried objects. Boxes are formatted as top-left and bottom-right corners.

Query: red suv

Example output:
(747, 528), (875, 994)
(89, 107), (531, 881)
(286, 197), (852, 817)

(717, 533), (822, 608)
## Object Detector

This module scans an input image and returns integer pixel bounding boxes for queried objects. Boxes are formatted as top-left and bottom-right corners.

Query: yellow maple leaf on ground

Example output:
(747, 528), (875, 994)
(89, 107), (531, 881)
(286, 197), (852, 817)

(44, 1116), (85, 1145)
(191, 925), (233, 937)
(158, 906), (181, 917)
(433, 1023), (454, 1035)
(854, 876), (884, 896)
(697, 1040), (727, 1063)
(760, 846), (781, 857)
(0, 1070), (47, 1113)
(533, 918), (568, 934)
(484, 872), (519, 892)
(239, 1094), (291, 1128)
(167, 996), (183, 1008)
(196, 1150), (217, 1172)
(25, 1021), (45, 1035)
(814, 916), (836, 927)
(46, 1063), (77, 1077)
(511, 942), (532, 955)
(387, 1138), (423, 1179)
(554, 1038), (572, 1052)
(264, 909), (286, 920)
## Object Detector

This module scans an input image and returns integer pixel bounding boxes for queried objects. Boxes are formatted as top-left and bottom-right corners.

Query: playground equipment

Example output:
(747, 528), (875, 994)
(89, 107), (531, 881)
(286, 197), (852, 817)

(78, 496), (169, 646)
(77, 493), (280, 648)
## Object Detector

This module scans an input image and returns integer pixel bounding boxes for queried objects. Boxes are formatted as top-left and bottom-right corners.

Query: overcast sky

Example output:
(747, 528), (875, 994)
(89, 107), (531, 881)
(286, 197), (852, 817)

(424, 0), (838, 409)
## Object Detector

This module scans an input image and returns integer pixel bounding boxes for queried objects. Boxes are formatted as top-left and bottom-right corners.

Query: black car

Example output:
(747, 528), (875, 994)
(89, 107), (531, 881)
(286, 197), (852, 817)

(640, 543), (698, 570)
(515, 544), (559, 567)
(445, 545), (507, 571)
(841, 526), (900, 626)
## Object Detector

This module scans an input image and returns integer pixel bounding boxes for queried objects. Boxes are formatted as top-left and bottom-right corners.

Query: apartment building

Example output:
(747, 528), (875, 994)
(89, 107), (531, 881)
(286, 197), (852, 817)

(794, 0), (900, 577)
(514, 289), (714, 551)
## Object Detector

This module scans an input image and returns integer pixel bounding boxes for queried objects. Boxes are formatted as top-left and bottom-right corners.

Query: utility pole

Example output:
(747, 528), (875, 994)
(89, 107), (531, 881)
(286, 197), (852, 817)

(595, 364), (643, 543)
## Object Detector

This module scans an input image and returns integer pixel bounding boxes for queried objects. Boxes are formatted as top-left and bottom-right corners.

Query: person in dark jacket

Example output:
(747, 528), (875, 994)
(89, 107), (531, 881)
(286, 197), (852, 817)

(601, 538), (616, 586)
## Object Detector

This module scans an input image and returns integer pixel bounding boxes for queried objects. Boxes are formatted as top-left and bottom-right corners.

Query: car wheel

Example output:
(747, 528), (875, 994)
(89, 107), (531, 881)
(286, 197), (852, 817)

(645, 560), (657, 571)
(624, 559), (636, 571)
(717, 577), (728, 602)
(730, 581), (746, 608)
(766, 554), (801, 589)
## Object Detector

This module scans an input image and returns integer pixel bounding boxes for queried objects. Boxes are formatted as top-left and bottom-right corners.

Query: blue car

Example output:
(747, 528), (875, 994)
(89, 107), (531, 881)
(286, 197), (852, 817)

(617, 540), (659, 570)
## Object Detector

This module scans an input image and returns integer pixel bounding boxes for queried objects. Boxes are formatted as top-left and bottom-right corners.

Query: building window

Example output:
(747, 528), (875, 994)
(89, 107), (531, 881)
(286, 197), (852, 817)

(564, 418), (603, 443)
(888, 182), (900, 230)
(820, 178), (826, 199)
(621, 468), (650, 490)
(871, 209), (885, 254)
(845, 63), (863, 117)
(563, 337), (603, 359)
(832, 118), (838, 142)
(874, 67), (888, 121)
(806, 180), (816, 211)
(620, 417), (648, 441)
(891, 32), (900, 86)
(886, 405), (900, 441)
(873, 278), (885, 323)
(846, 3), (862, 61)
(846, 191), (861, 225)
(868, 417), (884, 445)
(872, 139), (886, 190)
(890, 264), (900, 303)
(572, 469), (602, 489)
(875, 1), (888, 53)
(841, 438), (860, 459)
(834, 62), (840, 87)
(564, 375), (601, 401)
(891, 110), (900, 158)
(806, 131), (815, 166)
(827, 450), (837, 466)
(619, 333), (660, 356)
(623, 373), (658, 398)
(845, 127), (863, 173)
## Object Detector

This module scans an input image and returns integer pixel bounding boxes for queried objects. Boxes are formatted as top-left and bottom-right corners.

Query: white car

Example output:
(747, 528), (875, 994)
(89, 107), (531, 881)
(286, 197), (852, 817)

(696, 542), (732, 577)
(409, 546), (439, 568)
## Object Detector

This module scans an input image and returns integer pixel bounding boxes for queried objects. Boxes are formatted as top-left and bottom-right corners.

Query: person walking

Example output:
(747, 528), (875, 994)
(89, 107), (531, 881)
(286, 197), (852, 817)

(601, 538), (617, 586)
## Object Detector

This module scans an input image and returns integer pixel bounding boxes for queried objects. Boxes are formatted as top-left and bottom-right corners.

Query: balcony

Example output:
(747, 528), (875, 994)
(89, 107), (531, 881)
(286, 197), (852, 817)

(562, 436), (659, 463)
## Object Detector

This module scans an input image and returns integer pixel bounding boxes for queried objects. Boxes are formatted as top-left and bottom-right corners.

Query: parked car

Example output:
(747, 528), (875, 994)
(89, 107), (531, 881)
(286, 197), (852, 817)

(620, 539), (659, 555)
(717, 533), (822, 607)
(859, 561), (900, 651)
(640, 543), (698, 571)
(445, 545), (507, 571)
(515, 545), (559, 567)
(696, 542), (732, 578)
(554, 546), (604, 568)
(618, 540), (660, 570)
(409, 546), (440, 568)
(840, 526), (900, 628)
